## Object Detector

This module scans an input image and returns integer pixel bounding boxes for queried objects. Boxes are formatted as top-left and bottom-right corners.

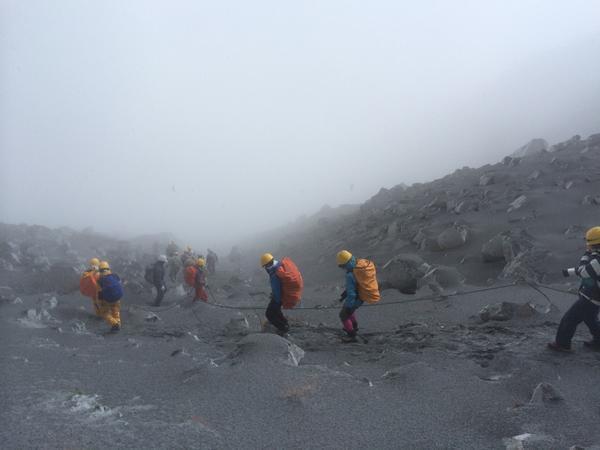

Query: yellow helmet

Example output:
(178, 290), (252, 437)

(89, 257), (100, 267)
(336, 250), (353, 266)
(586, 226), (600, 246)
(99, 261), (110, 271)
(260, 253), (274, 267)
(197, 258), (206, 267)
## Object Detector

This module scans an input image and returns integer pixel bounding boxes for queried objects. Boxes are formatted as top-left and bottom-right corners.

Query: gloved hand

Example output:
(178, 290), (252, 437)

(339, 290), (347, 302)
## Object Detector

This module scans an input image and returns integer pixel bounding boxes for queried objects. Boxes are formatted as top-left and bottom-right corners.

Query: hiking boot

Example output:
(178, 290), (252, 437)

(583, 340), (600, 351)
(547, 342), (571, 353)
(341, 335), (358, 343)
(110, 324), (121, 333)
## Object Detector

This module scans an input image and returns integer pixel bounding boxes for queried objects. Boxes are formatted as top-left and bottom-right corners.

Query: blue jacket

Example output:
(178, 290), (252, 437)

(342, 256), (363, 309)
(266, 261), (282, 305)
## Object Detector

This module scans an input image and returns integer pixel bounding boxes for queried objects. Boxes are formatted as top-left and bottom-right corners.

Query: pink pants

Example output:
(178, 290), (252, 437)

(341, 311), (358, 334)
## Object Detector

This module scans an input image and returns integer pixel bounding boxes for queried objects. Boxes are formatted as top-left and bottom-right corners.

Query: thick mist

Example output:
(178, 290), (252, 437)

(1, 1), (600, 249)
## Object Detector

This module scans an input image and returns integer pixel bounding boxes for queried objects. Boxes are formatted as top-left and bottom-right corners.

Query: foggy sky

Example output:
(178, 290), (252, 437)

(1, 1), (600, 248)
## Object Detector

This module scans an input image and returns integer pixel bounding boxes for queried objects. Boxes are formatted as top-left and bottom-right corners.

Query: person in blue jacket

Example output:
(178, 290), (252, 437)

(260, 253), (290, 336)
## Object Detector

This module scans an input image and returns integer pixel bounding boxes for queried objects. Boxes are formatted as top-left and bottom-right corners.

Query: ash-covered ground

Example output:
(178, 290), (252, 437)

(2, 279), (600, 449)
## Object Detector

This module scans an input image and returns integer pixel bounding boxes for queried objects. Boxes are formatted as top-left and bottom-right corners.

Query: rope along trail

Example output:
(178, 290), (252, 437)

(200, 281), (575, 311)
(138, 281), (577, 316)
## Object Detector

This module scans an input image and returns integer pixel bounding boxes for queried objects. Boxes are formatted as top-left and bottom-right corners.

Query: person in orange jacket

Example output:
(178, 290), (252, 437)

(193, 258), (209, 302)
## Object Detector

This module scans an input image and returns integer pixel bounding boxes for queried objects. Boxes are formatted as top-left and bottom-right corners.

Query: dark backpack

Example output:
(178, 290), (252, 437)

(144, 265), (154, 284)
(99, 274), (123, 303)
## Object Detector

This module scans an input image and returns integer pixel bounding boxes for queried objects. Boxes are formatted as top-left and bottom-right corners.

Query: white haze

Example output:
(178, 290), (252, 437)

(1, 1), (600, 248)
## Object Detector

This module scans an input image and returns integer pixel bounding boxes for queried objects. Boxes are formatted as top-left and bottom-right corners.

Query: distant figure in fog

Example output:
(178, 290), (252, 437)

(207, 249), (218, 275)
(151, 255), (168, 306)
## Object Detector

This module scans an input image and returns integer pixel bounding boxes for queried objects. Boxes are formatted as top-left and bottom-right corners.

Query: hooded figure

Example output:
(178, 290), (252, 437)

(152, 255), (168, 306)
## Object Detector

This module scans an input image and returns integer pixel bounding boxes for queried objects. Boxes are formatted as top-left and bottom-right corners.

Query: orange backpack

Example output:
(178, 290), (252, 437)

(276, 257), (304, 309)
(79, 270), (99, 298)
(353, 258), (380, 304)
(184, 266), (198, 287)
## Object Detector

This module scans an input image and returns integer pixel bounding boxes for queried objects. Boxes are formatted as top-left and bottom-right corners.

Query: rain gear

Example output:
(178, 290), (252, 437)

(338, 255), (380, 337)
(80, 269), (102, 317)
(98, 271), (121, 329)
(194, 266), (208, 302)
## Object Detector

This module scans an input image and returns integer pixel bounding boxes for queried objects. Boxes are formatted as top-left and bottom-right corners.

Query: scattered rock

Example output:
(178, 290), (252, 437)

(529, 382), (563, 404)
(145, 312), (161, 322)
(0, 285), (17, 302)
(479, 174), (495, 186)
(582, 195), (600, 206)
(224, 316), (251, 337)
(479, 302), (537, 322)
(38, 295), (58, 310)
(507, 195), (527, 213)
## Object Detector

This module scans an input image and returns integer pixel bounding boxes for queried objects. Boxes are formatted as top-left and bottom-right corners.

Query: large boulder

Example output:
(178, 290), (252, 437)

(228, 333), (305, 367)
(500, 248), (550, 282)
(512, 138), (548, 158)
(436, 225), (469, 250)
(482, 230), (534, 265)
(379, 254), (428, 294)
(32, 263), (79, 294)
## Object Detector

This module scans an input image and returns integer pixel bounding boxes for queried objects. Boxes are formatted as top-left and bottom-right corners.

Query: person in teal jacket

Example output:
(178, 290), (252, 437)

(337, 250), (362, 343)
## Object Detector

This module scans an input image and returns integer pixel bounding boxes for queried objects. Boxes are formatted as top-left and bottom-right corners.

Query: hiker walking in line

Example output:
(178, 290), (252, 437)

(151, 255), (168, 306)
(97, 260), (124, 332)
(548, 226), (600, 352)
(80, 257), (102, 317)
(336, 250), (380, 343)
(260, 253), (303, 336)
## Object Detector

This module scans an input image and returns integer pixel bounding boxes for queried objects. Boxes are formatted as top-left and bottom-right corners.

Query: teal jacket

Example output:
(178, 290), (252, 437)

(342, 256), (363, 309)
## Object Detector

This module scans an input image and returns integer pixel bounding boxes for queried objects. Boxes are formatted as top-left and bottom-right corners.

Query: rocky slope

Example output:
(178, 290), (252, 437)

(242, 133), (600, 292)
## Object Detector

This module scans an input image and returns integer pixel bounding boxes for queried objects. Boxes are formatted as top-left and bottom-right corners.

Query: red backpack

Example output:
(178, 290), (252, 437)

(79, 271), (99, 298)
(184, 266), (198, 287)
(275, 257), (304, 309)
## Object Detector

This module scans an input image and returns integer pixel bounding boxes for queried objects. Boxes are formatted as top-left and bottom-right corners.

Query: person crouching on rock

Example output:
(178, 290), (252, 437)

(336, 250), (381, 343)
(548, 226), (600, 352)
(193, 258), (209, 302)
(152, 255), (168, 306)
(98, 261), (124, 332)
(260, 253), (303, 337)
(80, 257), (102, 317)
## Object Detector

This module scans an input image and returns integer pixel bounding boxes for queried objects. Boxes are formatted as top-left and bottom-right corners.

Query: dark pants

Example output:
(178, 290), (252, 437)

(339, 307), (359, 336)
(266, 299), (289, 334)
(555, 295), (600, 348)
(154, 283), (166, 306)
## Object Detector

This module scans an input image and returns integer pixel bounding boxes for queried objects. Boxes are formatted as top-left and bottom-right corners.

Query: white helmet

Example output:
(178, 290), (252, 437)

(158, 254), (168, 263)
